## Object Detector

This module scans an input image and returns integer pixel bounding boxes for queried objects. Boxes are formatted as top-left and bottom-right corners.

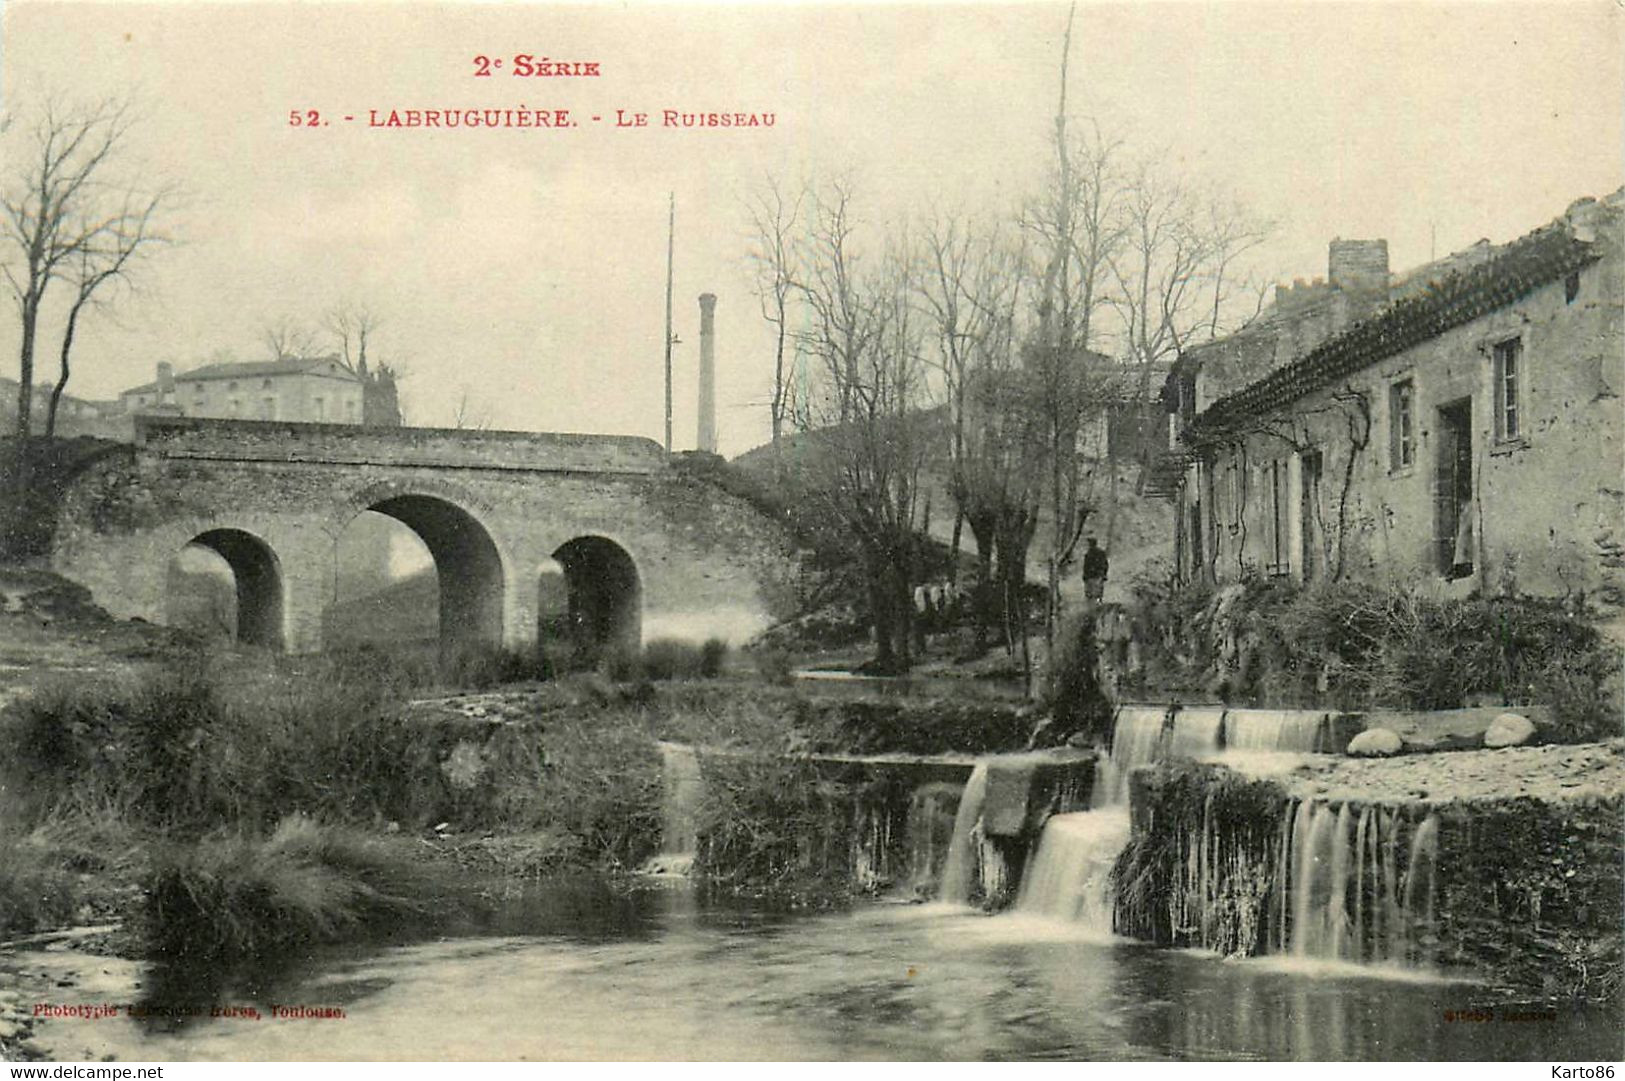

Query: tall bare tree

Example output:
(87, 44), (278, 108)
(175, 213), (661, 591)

(920, 215), (1042, 654)
(742, 176), (805, 461)
(794, 182), (931, 672)
(47, 186), (170, 435)
(1021, 6), (1126, 668)
(3, 99), (140, 446)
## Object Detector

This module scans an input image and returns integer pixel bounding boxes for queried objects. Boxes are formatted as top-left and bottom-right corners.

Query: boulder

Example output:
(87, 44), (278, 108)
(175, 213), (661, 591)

(1347, 727), (1403, 757)
(1484, 712), (1537, 749)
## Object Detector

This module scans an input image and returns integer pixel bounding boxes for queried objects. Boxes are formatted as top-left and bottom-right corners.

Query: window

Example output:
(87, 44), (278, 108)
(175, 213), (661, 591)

(259, 397), (275, 420)
(1264, 459), (1291, 578)
(227, 381), (238, 391)
(262, 379), (273, 389)
(313, 397), (325, 420)
(345, 398), (357, 420)
(1565, 272), (1580, 304)
(1494, 337), (1522, 441)
(228, 399), (240, 416)
(1225, 461), (1242, 532)
(1389, 378), (1415, 470)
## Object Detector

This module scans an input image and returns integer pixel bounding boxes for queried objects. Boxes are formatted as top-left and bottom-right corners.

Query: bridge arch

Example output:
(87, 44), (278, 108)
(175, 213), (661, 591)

(169, 527), (285, 648)
(340, 484), (507, 649)
(549, 535), (641, 662)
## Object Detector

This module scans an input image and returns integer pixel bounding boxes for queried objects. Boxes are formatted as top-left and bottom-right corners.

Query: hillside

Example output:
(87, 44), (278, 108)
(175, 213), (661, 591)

(323, 569), (439, 647)
(731, 428), (1173, 606)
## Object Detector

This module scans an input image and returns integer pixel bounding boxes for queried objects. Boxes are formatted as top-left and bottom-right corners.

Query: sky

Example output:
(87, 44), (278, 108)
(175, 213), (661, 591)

(1, 0), (1620, 456)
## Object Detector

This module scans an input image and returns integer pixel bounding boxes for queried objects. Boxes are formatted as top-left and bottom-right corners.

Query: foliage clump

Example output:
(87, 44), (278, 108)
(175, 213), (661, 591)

(1118, 571), (1621, 742)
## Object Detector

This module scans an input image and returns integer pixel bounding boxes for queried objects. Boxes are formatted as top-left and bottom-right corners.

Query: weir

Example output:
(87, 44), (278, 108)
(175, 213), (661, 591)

(997, 704), (1422, 970)
(1273, 800), (1442, 965)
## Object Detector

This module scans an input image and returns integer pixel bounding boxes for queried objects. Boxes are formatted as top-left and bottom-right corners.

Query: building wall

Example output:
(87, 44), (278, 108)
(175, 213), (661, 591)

(122, 362), (363, 423)
(1177, 224), (1622, 609)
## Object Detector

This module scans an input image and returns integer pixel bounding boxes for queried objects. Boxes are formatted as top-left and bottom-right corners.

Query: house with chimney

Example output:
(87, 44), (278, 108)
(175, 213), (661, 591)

(1156, 190), (1622, 611)
(117, 355), (400, 427)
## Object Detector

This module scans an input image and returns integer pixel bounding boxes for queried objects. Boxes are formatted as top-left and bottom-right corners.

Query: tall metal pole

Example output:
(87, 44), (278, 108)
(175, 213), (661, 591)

(663, 193), (675, 454)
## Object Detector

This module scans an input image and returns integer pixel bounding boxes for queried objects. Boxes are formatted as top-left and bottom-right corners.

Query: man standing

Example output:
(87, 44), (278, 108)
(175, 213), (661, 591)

(1081, 536), (1109, 608)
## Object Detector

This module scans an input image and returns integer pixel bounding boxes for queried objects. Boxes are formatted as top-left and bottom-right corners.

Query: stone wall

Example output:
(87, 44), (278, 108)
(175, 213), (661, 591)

(49, 421), (800, 653)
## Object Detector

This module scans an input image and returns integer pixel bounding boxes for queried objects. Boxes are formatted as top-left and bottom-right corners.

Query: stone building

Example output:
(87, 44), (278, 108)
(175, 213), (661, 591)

(118, 356), (368, 423)
(1157, 190), (1623, 612)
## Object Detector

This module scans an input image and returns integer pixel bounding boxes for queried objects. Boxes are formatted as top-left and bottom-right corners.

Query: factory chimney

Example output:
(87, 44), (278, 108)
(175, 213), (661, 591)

(697, 293), (717, 453)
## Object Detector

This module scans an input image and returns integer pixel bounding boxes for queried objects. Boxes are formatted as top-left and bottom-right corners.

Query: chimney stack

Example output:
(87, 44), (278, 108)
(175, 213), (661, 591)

(697, 293), (717, 453)
(157, 362), (175, 399)
(1328, 239), (1390, 308)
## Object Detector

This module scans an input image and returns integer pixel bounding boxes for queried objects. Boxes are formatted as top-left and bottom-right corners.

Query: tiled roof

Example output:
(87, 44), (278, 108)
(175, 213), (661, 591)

(1195, 222), (1599, 430)
(122, 356), (351, 397)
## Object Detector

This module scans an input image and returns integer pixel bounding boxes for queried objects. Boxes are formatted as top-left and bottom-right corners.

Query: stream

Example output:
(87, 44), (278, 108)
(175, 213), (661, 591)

(20, 879), (1619, 1062)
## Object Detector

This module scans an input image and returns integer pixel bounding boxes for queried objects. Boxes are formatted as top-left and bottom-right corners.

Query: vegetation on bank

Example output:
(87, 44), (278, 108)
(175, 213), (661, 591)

(1119, 569), (1622, 744)
(0, 626), (1040, 951)
(0, 436), (127, 559)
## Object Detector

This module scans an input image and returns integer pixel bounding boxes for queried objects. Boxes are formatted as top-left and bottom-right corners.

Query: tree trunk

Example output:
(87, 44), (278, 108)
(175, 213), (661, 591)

(11, 300), (41, 511)
(47, 298), (85, 438)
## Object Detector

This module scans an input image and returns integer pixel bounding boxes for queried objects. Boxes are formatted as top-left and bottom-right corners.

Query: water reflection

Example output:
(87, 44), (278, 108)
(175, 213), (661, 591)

(46, 886), (1624, 1062)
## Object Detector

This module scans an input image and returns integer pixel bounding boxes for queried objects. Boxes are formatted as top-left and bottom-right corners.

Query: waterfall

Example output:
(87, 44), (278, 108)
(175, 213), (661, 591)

(1014, 808), (1131, 929)
(905, 782), (964, 898)
(1013, 706), (1228, 929)
(1280, 800), (1442, 966)
(644, 742), (703, 876)
(938, 763), (988, 904)
(1222, 709), (1329, 752)
(1090, 707), (1169, 808)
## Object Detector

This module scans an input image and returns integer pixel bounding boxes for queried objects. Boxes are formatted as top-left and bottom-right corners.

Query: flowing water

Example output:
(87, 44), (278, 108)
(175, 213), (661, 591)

(938, 762), (988, 905)
(642, 742), (704, 876)
(33, 883), (1617, 1062)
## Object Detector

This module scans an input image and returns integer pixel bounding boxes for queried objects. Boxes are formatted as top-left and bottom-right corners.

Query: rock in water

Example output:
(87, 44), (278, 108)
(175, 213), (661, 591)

(1484, 712), (1536, 749)
(1347, 727), (1403, 757)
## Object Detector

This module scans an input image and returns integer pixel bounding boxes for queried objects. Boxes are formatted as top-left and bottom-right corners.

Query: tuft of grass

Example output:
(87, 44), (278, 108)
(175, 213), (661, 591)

(142, 814), (450, 965)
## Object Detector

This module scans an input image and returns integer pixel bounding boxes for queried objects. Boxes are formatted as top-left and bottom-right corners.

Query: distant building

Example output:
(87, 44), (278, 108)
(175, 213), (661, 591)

(119, 356), (370, 424)
(1157, 190), (1623, 608)
(0, 378), (123, 437)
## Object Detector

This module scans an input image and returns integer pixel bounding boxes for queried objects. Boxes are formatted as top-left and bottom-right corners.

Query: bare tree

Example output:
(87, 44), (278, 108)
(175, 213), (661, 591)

(742, 176), (805, 461)
(47, 185), (171, 435)
(326, 303), (383, 373)
(919, 214), (1042, 654)
(260, 315), (319, 361)
(451, 384), (493, 431)
(2, 98), (138, 449)
(1020, 7), (1126, 669)
(794, 182), (931, 672)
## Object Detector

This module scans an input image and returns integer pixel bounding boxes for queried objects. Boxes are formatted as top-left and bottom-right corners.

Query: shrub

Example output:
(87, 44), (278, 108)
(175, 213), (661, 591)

(641, 638), (704, 681)
(142, 815), (450, 964)
(691, 753), (865, 902)
(1117, 577), (1621, 740)
(699, 637), (729, 678)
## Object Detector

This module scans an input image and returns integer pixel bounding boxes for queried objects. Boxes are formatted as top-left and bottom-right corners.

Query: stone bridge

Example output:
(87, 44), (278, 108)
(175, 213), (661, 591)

(49, 417), (799, 654)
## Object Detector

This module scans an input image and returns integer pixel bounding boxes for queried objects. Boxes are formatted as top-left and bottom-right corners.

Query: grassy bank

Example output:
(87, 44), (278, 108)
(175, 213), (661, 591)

(0, 647), (667, 952)
(0, 630), (1034, 952)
